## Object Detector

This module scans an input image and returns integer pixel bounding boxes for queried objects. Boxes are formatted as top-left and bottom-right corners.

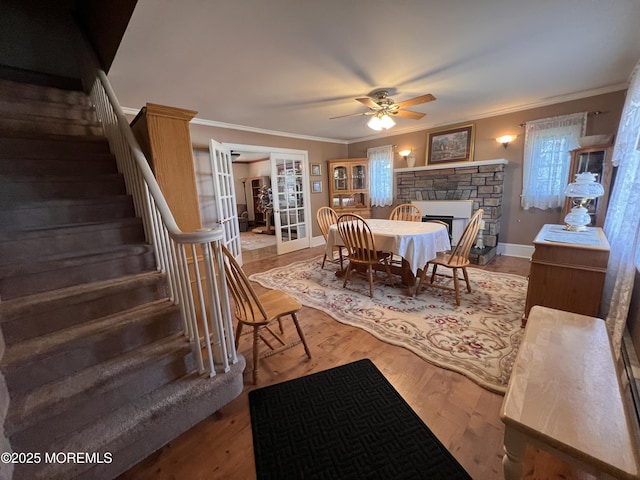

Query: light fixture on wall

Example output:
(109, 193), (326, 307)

(367, 112), (396, 131)
(496, 135), (517, 149)
(563, 172), (604, 231)
(399, 149), (416, 168)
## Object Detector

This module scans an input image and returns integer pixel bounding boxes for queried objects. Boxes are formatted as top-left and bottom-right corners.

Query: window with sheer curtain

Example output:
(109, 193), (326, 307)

(368, 145), (393, 207)
(521, 112), (587, 210)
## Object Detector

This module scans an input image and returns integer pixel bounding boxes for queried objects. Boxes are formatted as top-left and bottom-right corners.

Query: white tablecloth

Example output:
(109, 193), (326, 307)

(326, 219), (451, 274)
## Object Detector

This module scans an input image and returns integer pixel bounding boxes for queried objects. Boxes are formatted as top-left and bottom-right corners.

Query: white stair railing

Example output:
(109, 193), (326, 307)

(77, 47), (237, 377)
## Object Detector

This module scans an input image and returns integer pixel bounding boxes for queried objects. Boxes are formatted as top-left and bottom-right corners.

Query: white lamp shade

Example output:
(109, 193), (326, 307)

(367, 116), (383, 131)
(564, 172), (604, 198)
(379, 114), (395, 129)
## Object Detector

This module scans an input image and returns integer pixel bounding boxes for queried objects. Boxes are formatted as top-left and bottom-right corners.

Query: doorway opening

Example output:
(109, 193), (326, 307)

(224, 143), (311, 259)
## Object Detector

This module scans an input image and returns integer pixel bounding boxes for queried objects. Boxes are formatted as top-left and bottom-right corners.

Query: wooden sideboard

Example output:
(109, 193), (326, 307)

(522, 224), (610, 325)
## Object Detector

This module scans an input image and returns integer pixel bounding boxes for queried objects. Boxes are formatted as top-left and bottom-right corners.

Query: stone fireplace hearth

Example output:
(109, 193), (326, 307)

(395, 159), (508, 265)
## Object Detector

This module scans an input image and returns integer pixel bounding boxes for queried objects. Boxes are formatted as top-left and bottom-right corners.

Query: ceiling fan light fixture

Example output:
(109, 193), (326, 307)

(367, 115), (383, 130)
(379, 113), (395, 129)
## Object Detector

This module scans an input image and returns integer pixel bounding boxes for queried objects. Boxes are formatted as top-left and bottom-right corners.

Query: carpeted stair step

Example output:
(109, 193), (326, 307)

(0, 135), (110, 156)
(0, 152), (118, 176)
(7, 333), (194, 454)
(0, 195), (135, 230)
(1, 299), (182, 395)
(0, 78), (90, 107)
(0, 97), (97, 123)
(0, 74), (245, 480)
(0, 271), (168, 345)
(0, 173), (127, 206)
(0, 218), (145, 266)
(0, 243), (156, 300)
(13, 357), (246, 480)
(0, 115), (103, 137)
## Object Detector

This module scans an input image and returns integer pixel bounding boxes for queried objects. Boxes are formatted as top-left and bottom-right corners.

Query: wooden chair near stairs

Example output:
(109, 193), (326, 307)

(219, 244), (312, 384)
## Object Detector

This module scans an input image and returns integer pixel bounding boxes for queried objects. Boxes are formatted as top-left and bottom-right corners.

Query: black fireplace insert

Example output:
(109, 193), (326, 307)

(422, 215), (453, 244)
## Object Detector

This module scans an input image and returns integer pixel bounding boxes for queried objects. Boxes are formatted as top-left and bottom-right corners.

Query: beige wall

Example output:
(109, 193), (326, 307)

(185, 90), (624, 247)
(189, 124), (348, 238)
(348, 90), (626, 246)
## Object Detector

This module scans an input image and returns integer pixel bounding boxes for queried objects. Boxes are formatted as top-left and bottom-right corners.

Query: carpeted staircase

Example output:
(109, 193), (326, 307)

(0, 77), (244, 480)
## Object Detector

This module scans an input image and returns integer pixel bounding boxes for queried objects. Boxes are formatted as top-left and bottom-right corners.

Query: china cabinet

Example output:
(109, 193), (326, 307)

(328, 158), (371, 218)
(563, 144), (614, 228)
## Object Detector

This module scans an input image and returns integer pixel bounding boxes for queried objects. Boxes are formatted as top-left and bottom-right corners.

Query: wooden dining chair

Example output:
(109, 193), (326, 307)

(219, 244), (312, 384)
(316, 206), (346, 269)
(389, 203), (423, 222)
(416, 209), (484, 305)
(336, 213), (394, 298)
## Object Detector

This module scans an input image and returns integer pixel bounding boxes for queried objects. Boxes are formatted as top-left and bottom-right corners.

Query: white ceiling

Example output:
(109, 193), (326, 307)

(108, 0), (640, 143)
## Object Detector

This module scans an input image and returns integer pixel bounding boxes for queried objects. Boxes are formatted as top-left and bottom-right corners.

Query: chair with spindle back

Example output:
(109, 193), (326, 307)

(316, 206), (346, 269)
(416, 209), (484, 305)
(336, 213), (394, 298)
(219, 244), (312, 384)
(389, 203), (423, 222)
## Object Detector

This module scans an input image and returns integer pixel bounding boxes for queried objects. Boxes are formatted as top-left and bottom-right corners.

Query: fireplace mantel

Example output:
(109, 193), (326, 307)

(394, 158), (508, 173)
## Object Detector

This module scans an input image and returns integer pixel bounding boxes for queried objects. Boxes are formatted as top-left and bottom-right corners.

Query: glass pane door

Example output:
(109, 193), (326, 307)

(333, 166), (348, 190)
(208, 139), (242, 263)
(271, 152), (310, 254)
(352, 164), (366, 190)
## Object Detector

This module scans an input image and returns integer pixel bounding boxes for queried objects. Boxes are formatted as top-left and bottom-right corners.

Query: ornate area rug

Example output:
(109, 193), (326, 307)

(249, 256), (528, 394)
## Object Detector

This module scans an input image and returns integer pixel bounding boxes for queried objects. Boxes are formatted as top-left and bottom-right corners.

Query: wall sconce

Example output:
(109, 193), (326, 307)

(496, 135), (517, 149)
(399, 149), (416, 167)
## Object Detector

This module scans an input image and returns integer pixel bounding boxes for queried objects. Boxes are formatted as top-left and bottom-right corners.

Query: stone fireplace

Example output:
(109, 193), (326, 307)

(394, 159), (508, 265)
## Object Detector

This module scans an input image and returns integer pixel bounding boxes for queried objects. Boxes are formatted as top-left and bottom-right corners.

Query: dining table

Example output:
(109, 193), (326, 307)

(326, 218), (451, 295)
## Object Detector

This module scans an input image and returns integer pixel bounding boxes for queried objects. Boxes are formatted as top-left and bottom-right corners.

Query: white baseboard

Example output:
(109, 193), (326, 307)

(497, 242), (534, 259)
(310, 235), (325, 248)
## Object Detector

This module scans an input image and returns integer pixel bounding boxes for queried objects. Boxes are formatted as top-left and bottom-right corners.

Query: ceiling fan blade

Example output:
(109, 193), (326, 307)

(394, 110), (426, 120)
(356, 97), (380, 109)
(395, 94), (436, 109)
(330, 112), (370, 119)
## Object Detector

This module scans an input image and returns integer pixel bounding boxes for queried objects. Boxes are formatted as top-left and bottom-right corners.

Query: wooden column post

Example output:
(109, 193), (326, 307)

(131, 103), (201, 232)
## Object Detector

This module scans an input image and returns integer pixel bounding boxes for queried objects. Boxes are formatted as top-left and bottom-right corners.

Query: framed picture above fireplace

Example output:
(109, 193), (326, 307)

(426, 123), (475, 165)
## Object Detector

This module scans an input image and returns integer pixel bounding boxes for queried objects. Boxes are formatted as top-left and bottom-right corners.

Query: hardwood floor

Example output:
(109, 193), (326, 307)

(119, 246), (595, 480)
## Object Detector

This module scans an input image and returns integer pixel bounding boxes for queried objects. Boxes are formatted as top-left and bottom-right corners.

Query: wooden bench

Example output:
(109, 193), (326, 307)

(500, 306), (640, 480)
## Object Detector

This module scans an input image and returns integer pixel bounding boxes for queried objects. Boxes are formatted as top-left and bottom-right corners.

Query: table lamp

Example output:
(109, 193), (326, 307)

(563, 172), (604, 231)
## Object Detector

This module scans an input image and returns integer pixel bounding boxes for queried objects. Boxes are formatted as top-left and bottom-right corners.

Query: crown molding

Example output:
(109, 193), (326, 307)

(121, 107), (348, 145)
(122, 82), (627, 146)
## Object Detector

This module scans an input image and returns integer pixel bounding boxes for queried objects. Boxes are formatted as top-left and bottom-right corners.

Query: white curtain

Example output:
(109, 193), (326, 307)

(602, 59), (640, 356)
(368, 145), (393, 207)
(521, 112), (587, 210)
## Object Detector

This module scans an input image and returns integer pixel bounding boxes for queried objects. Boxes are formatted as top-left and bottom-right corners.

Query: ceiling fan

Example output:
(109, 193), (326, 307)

(331, 90), (436, 130)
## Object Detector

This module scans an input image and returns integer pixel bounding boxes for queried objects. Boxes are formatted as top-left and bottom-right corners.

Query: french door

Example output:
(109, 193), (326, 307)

(209, 139), (242, 263)
(270, 152), (311, 254)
